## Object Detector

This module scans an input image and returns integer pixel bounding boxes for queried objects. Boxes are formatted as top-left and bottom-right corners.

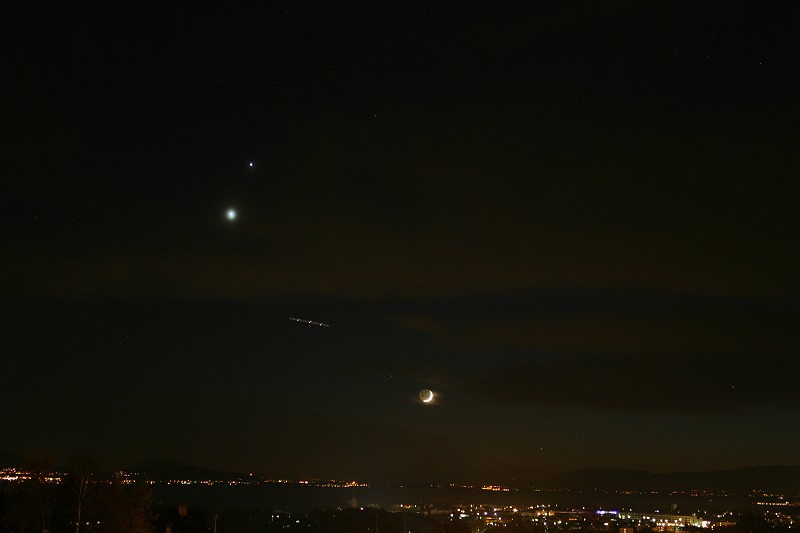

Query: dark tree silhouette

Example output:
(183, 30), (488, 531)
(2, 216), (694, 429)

(65, 456), (99, 533)
(2, 451), (57, 533)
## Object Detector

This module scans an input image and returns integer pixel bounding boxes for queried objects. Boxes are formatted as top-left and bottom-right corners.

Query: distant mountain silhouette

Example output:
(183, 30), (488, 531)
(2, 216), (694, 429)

(545, 466), (800, 494)
(0, 450), (22, 468)
(125, 463), (249, 482)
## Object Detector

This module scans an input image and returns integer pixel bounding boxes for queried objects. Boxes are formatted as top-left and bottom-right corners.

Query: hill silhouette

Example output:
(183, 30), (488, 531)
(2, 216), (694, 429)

(545, 465), (800, 494)
(3, 449), (798, 494)
(125, 463), (249, 482)
(0, 450), (22, 468)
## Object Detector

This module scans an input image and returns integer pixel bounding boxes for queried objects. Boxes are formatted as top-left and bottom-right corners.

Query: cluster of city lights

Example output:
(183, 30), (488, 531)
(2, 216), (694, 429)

(481, 485), (511, 492)
(0, 468), (62, 484)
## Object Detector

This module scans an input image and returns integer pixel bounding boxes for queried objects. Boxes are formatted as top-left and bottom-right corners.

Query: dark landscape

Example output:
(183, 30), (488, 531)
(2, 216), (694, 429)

(3, 451), (799, 532)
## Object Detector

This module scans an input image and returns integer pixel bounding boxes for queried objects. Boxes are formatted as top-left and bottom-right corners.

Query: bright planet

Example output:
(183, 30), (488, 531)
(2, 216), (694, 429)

(226, 208), (237, 221)
(419, 389), (434, 403)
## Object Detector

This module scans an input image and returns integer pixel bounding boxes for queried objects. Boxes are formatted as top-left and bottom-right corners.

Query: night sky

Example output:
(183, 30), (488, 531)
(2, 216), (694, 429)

(2, 2), (798, 484)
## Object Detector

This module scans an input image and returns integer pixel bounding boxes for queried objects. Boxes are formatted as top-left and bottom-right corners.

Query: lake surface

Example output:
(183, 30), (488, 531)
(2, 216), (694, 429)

(151, 484), (756, 514)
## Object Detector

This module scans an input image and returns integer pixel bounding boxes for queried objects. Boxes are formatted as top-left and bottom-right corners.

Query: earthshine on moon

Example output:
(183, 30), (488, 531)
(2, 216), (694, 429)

(419, 389), (434, 403)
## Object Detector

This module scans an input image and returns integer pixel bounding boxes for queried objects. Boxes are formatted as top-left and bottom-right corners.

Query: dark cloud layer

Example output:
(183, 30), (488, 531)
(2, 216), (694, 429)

(470, 351), (799, 415)
(1, 288), (797, 477)
(393, 290), (798, 414)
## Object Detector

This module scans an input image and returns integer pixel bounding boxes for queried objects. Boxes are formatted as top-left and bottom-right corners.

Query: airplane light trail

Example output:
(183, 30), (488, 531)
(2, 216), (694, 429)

(289, 317), (330, 327)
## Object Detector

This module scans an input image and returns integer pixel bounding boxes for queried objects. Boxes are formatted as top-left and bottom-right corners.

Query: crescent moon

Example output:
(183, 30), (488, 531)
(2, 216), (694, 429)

(420, 389), (434, 403)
